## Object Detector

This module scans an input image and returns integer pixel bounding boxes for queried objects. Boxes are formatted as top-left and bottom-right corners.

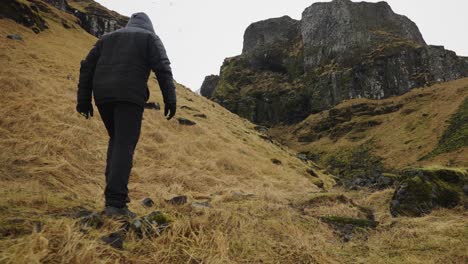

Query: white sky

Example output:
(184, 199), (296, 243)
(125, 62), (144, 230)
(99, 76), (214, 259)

(95, 0), (468, 91)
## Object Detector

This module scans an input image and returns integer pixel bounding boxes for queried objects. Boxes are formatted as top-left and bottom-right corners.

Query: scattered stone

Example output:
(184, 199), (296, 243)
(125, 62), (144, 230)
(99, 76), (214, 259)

(320, 216), (378, 242)
(165, 195), (188, 205)
(191, 201), (212, 209)
(297, 153), (308, 162)
(390, 167), (468, 217)
(33, 221), (43, 233)
(306, 169), (319, 178)
(142, 198), (154, 208)
(177, 118), (196, 126)
(129, 211), (170, 238)
(181, 105), (197, 111)
(254, 125), (269, 134)
(271, 158), (282, 165)
(73, 209), (93, 219)
(375, 173), (397, 189)
(193, 114), (207, 119)
(314, 180), (324, 189)
(144, 102), (160, 110)
(259, 134), (273, 143)
(7, 34), (23, 41)
(101, 232), (124, 250)
(79, 213), (104, 229)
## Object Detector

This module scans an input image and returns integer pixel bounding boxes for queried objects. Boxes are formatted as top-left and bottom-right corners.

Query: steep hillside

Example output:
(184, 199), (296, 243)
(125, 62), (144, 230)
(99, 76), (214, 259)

(0, 1), (467, 263)
(202, 0), (468, 126)
(269, 78), (468, 170)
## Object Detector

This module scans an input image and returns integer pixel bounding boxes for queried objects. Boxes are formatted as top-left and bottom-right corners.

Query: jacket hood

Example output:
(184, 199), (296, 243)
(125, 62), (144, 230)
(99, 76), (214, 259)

(126, 12), (155, 33)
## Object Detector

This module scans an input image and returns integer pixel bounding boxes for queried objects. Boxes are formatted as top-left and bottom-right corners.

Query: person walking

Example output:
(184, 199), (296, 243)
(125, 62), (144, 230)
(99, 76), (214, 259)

(76, 12), (176, 218)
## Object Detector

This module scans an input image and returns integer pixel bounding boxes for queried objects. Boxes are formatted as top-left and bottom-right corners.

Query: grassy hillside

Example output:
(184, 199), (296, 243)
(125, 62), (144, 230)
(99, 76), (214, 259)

(0, 1), (467, 263)
(270, 79), (468, 169)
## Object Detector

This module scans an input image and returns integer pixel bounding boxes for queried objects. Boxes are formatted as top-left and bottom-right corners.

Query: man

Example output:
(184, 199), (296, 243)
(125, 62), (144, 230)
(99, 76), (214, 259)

(76, 12), (176, 218)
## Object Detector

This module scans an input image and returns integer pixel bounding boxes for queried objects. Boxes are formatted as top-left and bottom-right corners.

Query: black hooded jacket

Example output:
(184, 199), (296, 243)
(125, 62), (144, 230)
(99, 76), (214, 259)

(77, 12), (176, 107)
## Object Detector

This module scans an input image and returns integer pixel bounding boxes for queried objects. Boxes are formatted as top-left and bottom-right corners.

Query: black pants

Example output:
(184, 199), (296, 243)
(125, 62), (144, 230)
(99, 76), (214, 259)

(97, 102), (143, 208)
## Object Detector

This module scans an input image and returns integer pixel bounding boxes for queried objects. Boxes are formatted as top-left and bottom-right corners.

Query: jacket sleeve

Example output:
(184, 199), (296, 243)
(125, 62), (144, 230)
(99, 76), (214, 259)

(147, 34), (177, 104)
(77, 39), (102, 105)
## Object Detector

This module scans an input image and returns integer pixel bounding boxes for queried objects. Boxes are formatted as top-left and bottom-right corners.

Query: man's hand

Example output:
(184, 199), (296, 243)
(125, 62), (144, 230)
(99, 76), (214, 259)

(164, 103), (176, 120)
(76, 102), (94, 119)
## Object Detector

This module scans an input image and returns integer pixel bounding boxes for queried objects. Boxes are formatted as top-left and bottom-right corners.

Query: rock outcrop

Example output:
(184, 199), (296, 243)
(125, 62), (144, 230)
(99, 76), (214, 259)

(206, 0), (468, 126)
(390, 167), (468, 217)
(67, 0), (128, 37)
(0, 0), (49, 33)
(200, 75), (220, 98)
(1, 0), (128, 37)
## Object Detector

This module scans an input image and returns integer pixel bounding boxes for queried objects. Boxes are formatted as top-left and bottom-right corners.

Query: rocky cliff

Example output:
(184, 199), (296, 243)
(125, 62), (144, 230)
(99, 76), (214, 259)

(0, 0), (128, 37)
(205, 0), (468, 126)
(66, 0), (128, 37)
(200, 75), (220, 98)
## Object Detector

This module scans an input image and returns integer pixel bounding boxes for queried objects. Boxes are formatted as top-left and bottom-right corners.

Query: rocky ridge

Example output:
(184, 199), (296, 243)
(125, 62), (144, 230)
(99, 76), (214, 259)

(202, 0), (468, 126)
(0, 0), (128, 37)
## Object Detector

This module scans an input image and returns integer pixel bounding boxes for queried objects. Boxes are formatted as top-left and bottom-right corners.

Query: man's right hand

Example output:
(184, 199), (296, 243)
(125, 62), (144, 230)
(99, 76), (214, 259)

(76, 102), (94, 119)
(164, 103), (176, 120)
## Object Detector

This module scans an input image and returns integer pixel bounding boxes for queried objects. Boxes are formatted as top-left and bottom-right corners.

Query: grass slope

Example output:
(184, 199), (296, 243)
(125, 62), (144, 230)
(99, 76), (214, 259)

(271, 79), (468, 169)
(0, 2), (467, 263)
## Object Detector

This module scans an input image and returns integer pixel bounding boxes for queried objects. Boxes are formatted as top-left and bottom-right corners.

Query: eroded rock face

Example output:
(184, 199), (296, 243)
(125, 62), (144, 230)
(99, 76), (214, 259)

(206, 0), (468, 126)
(0, 0), (48, 33)
(200, 75), (220, 98)
(71, 6), (128, 37)
(300, 0), (426, 69)
(4, 0), (128, 37)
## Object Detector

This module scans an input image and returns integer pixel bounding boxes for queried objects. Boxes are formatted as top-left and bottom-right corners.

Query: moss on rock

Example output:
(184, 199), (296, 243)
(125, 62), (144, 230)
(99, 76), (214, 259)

(322, 141), (384, 187)
(426, 98), (468, 158)
(390, 167), (468, 217)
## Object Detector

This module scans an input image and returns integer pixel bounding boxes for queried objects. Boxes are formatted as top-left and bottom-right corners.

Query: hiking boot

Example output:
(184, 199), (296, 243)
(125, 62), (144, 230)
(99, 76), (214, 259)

(103, 206), (137, 219)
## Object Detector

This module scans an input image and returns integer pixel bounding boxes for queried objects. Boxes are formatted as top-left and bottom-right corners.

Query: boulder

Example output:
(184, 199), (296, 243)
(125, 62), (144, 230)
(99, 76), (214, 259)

(101, 232), (124, 250)
(6, 34), (22, 41)
(165, 195), (188, 205)
(79, 213), (104, 229)
(390, 167), (468, 217)
(271, 158), (282, 165)
(193, 113), (207, 119)
(129, 211), (170, 238)
(177, 118), (196, 126)
(144, 102), (160, 110)
(141, 198), (154, 208)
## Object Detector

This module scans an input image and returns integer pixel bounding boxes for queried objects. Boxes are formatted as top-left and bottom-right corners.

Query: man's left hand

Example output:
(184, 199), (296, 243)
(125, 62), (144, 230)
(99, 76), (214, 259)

(76, 102), (94, 119)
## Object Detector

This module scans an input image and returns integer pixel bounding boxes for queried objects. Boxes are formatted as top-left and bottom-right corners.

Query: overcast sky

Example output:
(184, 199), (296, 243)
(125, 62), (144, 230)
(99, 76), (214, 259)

(95, 0), (468, 91)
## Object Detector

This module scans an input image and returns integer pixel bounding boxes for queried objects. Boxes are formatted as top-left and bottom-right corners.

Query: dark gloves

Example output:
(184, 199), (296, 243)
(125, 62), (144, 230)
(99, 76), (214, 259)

(76, 102), (94, 119)
(164, 102), (176, 120)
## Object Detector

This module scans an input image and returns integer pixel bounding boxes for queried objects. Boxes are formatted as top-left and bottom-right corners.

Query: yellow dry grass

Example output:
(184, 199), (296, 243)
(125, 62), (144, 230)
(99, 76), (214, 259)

(271, 79), (468, 169)
(0, 4), (467, 264)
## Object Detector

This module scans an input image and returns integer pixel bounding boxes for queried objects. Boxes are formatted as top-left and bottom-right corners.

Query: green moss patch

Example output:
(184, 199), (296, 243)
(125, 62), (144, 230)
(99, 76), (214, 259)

(426, 98), (468, 158)
(322, 141), (384, 186)
(390, 167), (468, 217)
